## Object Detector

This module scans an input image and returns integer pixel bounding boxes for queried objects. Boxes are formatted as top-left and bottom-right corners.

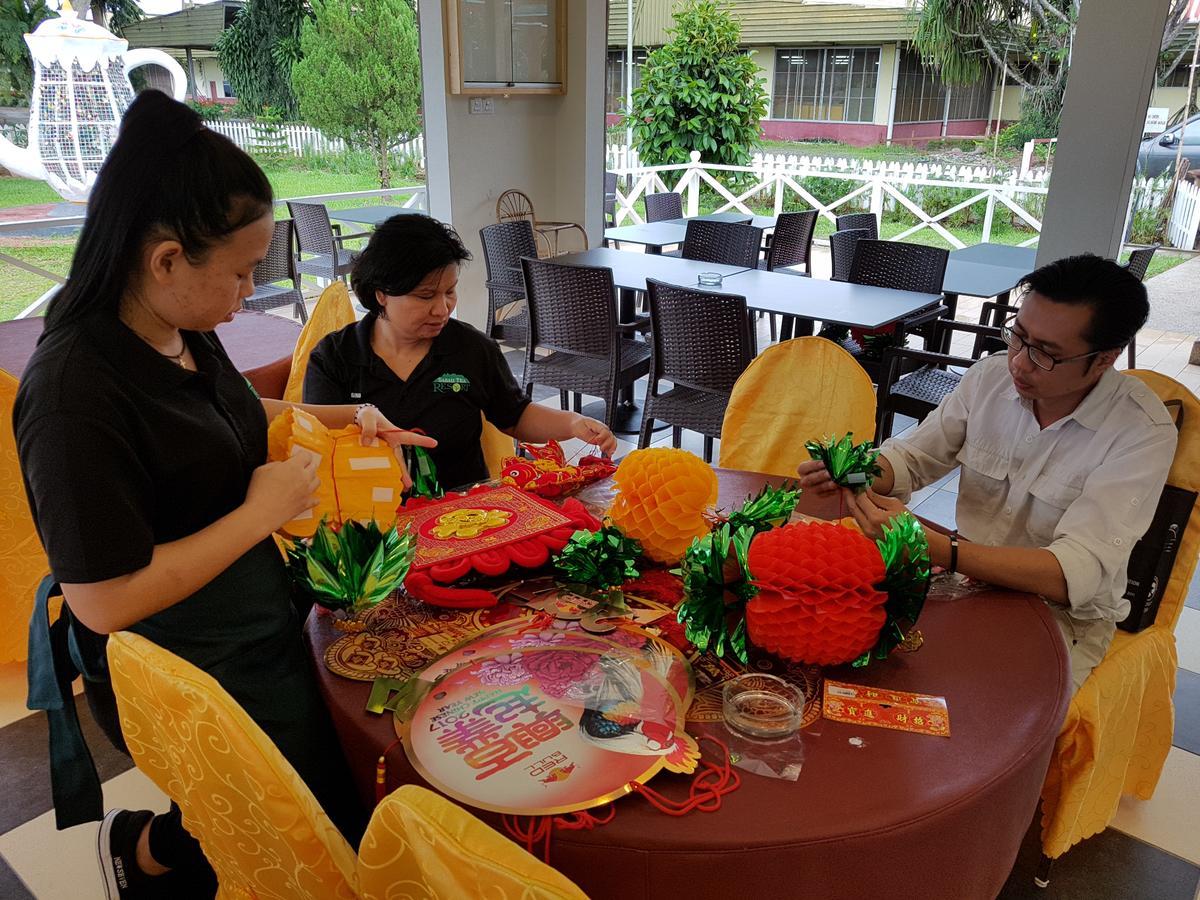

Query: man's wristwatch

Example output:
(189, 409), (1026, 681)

(948, 530), (959, 574)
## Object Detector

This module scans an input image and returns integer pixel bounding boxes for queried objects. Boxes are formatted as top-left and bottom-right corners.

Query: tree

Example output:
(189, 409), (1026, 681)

(88, 0), (141, 33)
(216, 0), (308, 116)
(0, 0), (50, 97)
(622, 1), (768, 166)
(914, 0), (1196, 143)
(290, 0), (420, 188)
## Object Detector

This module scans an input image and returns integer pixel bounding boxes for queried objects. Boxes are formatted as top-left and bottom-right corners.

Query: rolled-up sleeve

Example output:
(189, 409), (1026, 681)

(879, 363), (978, 502)
(1046, 421), (1177, 621)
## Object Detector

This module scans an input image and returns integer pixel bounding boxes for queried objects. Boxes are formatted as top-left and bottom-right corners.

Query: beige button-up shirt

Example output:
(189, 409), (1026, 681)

(879, 355), (1177, 623)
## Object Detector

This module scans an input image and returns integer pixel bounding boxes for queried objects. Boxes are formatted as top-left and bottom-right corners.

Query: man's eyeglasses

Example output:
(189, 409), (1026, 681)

(1000, 322), (1108, 372)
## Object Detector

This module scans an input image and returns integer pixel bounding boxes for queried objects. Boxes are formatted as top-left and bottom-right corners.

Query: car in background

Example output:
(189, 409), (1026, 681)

(1138, 112), (1200, 178)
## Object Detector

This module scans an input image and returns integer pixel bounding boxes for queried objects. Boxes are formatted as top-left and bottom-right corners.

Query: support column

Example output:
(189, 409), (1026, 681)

(1036, 0), (1172, 263)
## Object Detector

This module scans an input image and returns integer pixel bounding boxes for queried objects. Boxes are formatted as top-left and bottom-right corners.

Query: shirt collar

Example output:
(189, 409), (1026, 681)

(998, 363), (1121, 432)
(357, 316), (460, 367)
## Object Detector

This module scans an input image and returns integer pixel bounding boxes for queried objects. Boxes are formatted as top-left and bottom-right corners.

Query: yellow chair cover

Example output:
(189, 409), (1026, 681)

(107, 630), (359, 900)
(267, 408), (404, 538)
(284, 281), (356, 403)
(0, 368), (49, 664)
(481, 415), (517, 480)
(358, 785), (587, 900)
(1040, 370), (1200, 858)
(718, 337), (876, 477)
(108, 631), (586, 899)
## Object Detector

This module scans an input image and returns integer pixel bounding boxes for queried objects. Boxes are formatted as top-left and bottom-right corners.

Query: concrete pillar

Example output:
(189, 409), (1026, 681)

(416, 0), (608, 328)
(1036, 0), (1172, 263)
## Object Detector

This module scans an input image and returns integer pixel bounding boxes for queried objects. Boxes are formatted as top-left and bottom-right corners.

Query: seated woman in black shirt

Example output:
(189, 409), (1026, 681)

(303, 214), (617, 489)
(14, 93), (434, 898)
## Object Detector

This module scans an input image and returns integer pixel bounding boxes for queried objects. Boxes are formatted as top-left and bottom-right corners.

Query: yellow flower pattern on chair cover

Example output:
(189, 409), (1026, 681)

(1040, 370), (1200, 858)
(108, 631), (587, 899)
(0, 368), (49, 664)
(284, 281), (357, 403)
(358, 785), (586, 900)
(718, 337), (877, 477)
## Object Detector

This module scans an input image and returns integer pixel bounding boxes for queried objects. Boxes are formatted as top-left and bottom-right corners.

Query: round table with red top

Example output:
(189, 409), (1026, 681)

(0, 310), (300, 397)
(303, 469), (1072, 900)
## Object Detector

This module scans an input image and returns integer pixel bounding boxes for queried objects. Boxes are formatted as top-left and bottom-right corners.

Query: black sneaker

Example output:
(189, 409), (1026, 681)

(97, 809), (155, 899)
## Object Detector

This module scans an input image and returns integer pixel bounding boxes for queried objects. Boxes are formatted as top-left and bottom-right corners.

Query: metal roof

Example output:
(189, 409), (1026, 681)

(122, 1), (244, 51)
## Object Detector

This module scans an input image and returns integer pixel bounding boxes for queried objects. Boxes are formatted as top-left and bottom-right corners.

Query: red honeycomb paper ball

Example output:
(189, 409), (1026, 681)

(746, 521), (887, 666)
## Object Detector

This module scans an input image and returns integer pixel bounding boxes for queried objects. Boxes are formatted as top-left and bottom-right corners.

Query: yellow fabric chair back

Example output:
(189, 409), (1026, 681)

(108, 631), (587, 899)
(481, 415), (516, 480)
(1040, 371), (1200, 859)
(284, 281), (357, 403)
(0, 367), (49, 664)
(719, 337), (876, 477)
(107, 630), (358, 900)
(358, 785), (586, 900)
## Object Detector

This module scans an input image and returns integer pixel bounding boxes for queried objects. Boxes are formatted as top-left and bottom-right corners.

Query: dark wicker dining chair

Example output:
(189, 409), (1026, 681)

(875, 319), (1001, 440)
(835, 212), (879, 241)
(644, 191), (683, 223)
(521, 257), (652, 431)
(754, 210), (819, 341)
(243, 218), (308, 323)
(604, 172), (619, 228)
(1124, 244), (1159, 367)
(286, 201), (367, 285)
(829, 228), (870, 282)
(682, 220), (763, 268)
(479, 221), (537, 345)
(639, 279), (756, 462)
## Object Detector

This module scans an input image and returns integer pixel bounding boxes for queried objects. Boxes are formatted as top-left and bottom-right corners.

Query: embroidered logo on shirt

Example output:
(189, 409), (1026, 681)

(434, 373), (471, 394)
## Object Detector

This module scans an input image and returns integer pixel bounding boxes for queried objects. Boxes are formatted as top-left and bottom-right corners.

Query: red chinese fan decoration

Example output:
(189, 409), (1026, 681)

(397, 485), (601, 610)
(745, 521), (888, 666)
(500, 440), (616, 498)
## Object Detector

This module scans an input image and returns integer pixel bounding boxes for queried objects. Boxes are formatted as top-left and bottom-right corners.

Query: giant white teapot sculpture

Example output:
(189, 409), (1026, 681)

(0, 4), (186, 202)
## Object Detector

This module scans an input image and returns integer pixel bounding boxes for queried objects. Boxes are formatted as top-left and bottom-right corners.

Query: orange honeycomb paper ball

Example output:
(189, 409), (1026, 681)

(746, 521), (888, 666)
(608, 448), (718, 564)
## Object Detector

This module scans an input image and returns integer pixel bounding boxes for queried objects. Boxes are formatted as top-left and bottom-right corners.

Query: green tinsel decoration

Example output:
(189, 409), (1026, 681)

(805, 433), (882, 492)
(286, 518), (416, 615)
(858, 330), (904, 362)
(675, 484), (802, 664)
(553, 525), (642, 593)
(402, 445), (443, 499)
(852, 512), (932, 667)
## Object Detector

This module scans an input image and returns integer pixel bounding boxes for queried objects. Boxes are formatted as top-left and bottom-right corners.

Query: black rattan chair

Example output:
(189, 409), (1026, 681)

(480, 221), (536, 345)
(640, 279), (756, 461)
(1124, 244), (1158, 367)
(604, 172), (618, 228)
(243, 218), (307, 323)
(682, 220), (763, 268)
(644, 191), (683, 223)
(835, 212), (879, 241)
(829, 228), (870, 282)
(521, 257), (652, 430)
(875, 319), (1001, 440)
(287, 201), (367, 284)
(754, 210), (819, 341)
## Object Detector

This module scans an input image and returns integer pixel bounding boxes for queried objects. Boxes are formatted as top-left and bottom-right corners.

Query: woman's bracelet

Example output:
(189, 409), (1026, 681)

(353, 403), (377, 427)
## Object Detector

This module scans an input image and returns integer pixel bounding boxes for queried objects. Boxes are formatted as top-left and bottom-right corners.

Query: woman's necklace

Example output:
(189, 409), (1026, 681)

(130, 327), (189, 368)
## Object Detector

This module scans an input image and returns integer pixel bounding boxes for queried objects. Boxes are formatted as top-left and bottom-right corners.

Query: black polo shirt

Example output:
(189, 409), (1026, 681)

(303, 316), (530, 490)
(14, 313), (298, 674)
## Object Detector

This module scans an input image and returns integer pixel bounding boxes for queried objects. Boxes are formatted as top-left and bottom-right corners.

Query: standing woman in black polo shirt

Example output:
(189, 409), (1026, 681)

(303, 214), (617, 490)
(15, 93), (433, 898)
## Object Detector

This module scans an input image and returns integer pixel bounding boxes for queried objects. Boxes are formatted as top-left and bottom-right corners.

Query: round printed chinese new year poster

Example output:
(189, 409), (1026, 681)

(400, 638), (698, 815)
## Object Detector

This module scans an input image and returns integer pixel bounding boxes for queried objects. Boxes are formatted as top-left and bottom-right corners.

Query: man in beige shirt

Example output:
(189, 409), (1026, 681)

(800, 254), (1178, 690)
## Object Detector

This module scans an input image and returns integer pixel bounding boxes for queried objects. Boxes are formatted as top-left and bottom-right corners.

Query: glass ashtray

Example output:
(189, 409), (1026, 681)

(697, 271), (723, 287)
(722, 673), (805, 741)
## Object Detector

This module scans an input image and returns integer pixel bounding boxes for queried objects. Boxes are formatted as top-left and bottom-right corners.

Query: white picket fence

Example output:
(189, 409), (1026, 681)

(207, 119), (425, 163)
(605, 143), (1045, 188)
(610, 150), (1049, 248)
(1169, 180), (1200, 250)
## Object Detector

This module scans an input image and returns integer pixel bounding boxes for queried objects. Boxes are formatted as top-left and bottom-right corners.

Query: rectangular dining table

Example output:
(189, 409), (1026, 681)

(603, 213), (777, 254)
(939, 243), (1037, 348)
(328, 205), (426, 228)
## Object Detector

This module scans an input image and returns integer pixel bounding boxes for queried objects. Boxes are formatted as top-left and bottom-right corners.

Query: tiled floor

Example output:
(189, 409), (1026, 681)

(2, 280), (1199, 898)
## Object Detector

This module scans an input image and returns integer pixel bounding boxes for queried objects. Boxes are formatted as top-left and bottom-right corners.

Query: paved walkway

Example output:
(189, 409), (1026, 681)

(1146, 255), (1200, 334)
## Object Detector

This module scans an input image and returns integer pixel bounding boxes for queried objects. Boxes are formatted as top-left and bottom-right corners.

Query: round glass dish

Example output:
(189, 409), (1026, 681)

(722, 673), (805, 741)
(697, 271), (723, 287)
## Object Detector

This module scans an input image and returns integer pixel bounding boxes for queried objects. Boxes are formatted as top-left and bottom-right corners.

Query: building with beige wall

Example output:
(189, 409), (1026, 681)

(607, 0), (1195, 147)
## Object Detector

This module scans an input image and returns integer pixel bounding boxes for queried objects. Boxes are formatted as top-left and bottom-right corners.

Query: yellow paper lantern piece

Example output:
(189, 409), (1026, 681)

(608, 448), (719, 564)
(267, 408), (405, 538)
